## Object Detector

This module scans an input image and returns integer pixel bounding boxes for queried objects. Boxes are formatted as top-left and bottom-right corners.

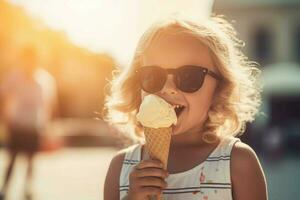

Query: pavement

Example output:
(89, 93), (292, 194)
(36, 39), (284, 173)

(0, 147), (118, 200)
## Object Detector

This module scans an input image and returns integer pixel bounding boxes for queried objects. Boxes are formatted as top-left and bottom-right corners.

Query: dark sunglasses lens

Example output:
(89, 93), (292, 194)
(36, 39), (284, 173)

(138, 67), (165, 93)
(176, 66), (205, 93)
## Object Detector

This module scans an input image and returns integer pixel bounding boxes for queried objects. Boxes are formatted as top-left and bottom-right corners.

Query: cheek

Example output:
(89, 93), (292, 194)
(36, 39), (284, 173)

(188, 96), (211, 120)
(186, 83), (217, 119)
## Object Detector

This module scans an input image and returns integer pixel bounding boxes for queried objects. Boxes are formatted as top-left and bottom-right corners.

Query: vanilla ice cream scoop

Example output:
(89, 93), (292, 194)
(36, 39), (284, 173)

(136, 94), (177, 128)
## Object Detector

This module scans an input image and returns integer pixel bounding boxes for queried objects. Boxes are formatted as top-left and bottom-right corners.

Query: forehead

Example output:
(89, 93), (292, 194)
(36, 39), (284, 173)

(142, 33), (216, 71)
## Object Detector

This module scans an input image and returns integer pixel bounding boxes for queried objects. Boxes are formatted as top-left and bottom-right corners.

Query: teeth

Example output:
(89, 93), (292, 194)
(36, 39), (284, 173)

(173, 104), (185, 116)
(173, 104), (183, 108)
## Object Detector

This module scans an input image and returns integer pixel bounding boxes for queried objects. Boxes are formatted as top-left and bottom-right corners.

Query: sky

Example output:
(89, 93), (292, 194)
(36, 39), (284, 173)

(9, 0), (214, 65)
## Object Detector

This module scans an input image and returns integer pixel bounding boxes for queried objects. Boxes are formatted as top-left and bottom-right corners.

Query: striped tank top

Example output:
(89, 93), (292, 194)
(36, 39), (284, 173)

(119, 136), (240, 200)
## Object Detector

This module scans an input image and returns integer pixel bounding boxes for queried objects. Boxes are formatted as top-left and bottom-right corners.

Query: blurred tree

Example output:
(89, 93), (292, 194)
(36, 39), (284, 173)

(0, 0), (117, 119)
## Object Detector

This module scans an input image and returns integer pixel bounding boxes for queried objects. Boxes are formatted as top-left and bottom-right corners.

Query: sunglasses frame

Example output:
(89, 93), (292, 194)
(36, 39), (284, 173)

(135, 65), (221, 93)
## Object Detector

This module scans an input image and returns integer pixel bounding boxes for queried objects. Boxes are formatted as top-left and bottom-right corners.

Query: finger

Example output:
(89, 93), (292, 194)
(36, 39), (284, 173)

(140, 186), (162, 196)
(136, 159), (163, 170)
(135, 167), (169, 179)
(138, 177), (168, 188)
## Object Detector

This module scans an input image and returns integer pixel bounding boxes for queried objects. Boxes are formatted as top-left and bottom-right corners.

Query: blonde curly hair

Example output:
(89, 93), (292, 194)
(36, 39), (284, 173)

(103, 14), (262, 145)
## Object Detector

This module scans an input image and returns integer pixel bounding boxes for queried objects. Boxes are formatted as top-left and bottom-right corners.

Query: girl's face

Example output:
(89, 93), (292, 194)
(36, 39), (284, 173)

(140, 34), (219, 136)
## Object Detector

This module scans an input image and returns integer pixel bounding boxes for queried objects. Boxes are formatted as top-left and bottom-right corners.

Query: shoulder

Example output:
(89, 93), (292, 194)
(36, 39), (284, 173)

(105, 145), (136, 181)
(110, 144), (139, 165)
(231, 141), (258, 168)
(105, 144), (140, 180)
(108, 149), (127, 174)
(230, 141), (268, 200)
(103, 149), (126, 200)
(104, 144), (139, 200)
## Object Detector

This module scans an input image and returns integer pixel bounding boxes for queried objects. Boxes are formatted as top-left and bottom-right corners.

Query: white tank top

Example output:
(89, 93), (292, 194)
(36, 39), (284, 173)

(119, 136), (240, 200)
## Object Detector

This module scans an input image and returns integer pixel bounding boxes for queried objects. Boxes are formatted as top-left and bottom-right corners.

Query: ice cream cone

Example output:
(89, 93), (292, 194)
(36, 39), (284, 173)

(136, 94), (177, 200)
(144, 127), (172, 169)
(144, 127), (172, 200)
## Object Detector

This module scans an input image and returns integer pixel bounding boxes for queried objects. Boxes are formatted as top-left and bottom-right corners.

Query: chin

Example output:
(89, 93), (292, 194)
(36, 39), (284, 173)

(171, 125), (185, 136)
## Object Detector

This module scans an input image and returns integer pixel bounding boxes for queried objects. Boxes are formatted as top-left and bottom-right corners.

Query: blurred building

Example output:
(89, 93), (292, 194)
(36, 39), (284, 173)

(214, 2), (300, 199)
(213, 0), (300, 154)
(214, 0), (300, 65)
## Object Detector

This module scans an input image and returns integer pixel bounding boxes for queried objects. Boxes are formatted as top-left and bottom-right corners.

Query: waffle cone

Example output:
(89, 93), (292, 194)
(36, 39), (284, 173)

(144, 127), (172, 200)
(144, 127), (172, 169)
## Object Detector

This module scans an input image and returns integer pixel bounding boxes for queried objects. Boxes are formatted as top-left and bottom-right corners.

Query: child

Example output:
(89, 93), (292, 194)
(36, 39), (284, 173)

(103, 15), (267, 200)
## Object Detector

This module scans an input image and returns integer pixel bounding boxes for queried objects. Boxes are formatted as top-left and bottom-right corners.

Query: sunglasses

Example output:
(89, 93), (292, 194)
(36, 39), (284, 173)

(135, 65), (221, 93)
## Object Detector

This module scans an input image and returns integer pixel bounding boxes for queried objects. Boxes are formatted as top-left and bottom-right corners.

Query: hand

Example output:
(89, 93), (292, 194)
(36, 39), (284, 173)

(127, 159), (169, 200)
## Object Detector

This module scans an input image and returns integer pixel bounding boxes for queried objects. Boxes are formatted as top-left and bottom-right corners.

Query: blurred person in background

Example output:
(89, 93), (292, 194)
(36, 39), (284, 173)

(0, 46), (58, 200)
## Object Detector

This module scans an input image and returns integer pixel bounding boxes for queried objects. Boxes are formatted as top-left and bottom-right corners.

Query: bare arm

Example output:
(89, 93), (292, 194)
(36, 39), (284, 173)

(104, 151), (126, 200)
(231, 142), (268, 200)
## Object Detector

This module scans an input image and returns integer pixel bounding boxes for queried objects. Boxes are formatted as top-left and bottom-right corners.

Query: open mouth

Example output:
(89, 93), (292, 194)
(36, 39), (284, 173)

(174, 105), (185, 118)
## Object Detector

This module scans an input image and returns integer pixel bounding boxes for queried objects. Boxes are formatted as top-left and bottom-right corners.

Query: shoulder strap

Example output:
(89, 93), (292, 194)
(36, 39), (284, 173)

(119, 143), (142, 196)
(210, 136), (241, 157)
(223, 136), (241, 157)
(122, 143), (142, 165)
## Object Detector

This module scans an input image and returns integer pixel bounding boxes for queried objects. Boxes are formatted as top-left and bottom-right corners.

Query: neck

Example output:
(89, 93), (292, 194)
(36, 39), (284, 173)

(170, 130), (205, 148)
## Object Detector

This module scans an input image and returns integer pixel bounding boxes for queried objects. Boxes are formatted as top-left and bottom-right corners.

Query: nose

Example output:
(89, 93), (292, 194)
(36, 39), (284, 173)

(159, 74), (178, 95)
